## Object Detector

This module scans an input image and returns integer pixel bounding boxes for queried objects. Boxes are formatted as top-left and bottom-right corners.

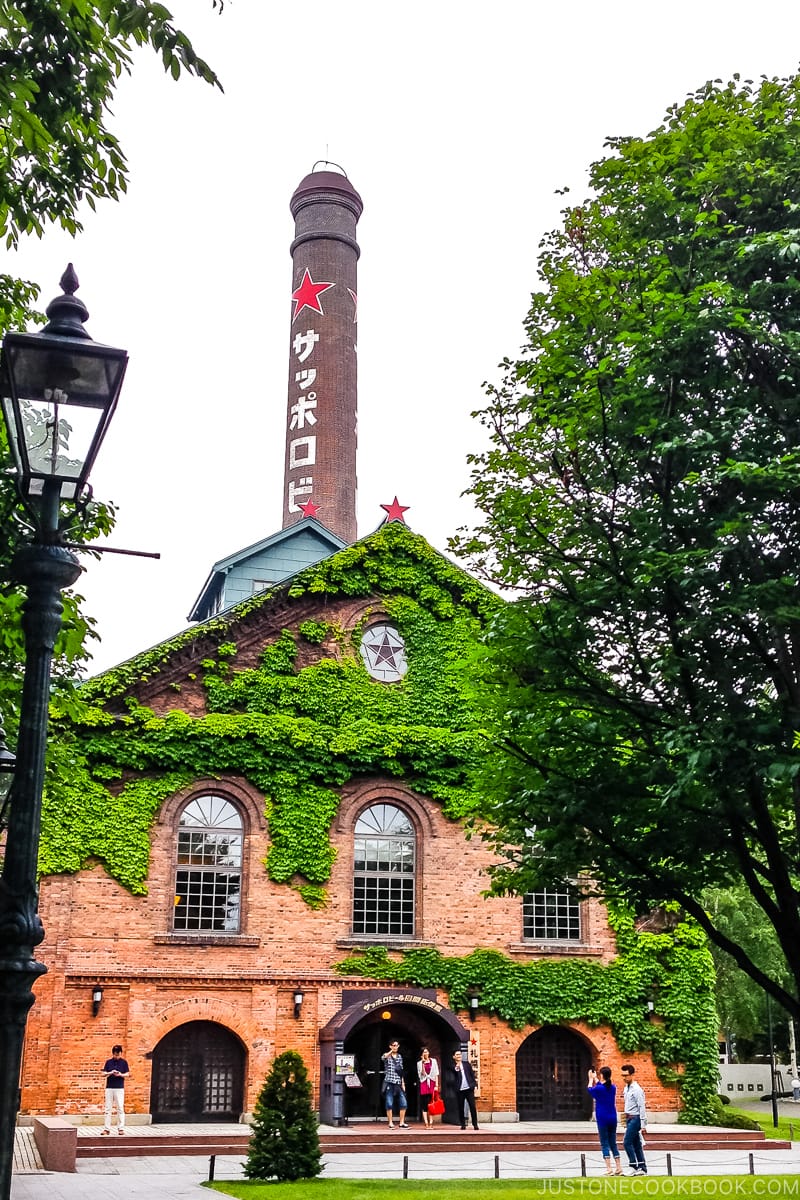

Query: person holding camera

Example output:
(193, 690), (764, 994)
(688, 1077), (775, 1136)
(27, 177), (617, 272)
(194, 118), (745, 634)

(381, 1040), (408, 1128)
(588, 1066), (623, 1175)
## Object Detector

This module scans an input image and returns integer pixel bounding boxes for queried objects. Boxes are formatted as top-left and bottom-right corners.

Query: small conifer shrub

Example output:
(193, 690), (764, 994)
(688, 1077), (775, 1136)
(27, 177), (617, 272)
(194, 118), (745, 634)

(245, 1050), (322, 1181)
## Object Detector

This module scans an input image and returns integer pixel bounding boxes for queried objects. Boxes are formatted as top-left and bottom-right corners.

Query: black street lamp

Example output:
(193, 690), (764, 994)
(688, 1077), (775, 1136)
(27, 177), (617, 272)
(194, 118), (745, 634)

(0, 267), (127, 1200)
(0, 718), (16, 822)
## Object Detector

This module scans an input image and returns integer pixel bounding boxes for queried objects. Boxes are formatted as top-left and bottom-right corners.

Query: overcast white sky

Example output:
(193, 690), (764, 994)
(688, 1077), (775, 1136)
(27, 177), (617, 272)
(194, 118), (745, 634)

(11, 1), (800, 673)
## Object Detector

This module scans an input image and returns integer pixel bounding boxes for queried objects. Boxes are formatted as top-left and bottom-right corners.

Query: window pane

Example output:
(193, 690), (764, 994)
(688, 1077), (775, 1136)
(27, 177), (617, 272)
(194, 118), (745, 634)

(523, 890), (581, 941)
(174, 796), (243, 932)
(352, 804), (415, 936)
(179, 795), (242, 831)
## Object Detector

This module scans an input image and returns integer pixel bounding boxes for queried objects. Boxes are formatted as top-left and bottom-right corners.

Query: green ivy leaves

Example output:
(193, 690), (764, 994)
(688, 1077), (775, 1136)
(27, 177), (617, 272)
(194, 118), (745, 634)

(337, 907), (720, 1125)
(43, 526), (492, 898)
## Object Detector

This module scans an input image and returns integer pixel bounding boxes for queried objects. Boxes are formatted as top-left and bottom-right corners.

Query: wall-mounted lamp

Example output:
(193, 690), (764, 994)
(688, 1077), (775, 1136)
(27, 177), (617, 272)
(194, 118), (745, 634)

(92, 985), (103, 1017)
(469, 993), (480, 1022)
(293, 990), (304, 1019)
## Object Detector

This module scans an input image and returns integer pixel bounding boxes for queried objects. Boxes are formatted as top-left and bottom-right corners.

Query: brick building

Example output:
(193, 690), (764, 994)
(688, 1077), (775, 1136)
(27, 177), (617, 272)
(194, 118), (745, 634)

(19, 168), (713, 1125)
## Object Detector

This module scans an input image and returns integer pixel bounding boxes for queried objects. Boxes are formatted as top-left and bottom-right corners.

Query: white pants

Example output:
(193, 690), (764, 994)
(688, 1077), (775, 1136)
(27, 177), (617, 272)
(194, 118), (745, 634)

(104, 1087), (125, 1129)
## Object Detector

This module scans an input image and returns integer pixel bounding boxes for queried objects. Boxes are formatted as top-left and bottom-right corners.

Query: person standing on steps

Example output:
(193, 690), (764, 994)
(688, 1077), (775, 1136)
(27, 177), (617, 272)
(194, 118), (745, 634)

(588, 1066), (623, 1175)
(101, 1044), (130, 1135)
(381, 1040), (408, 1128)
(452, 1050), (479, 1130)
(417, 1047), (440, 1128)
(621, 1064), (648, 1174)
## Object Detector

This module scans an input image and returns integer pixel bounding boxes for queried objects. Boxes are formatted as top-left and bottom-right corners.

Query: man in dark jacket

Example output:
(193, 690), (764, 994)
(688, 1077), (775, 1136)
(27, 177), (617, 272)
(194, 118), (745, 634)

(452, 1050), (479, 1129)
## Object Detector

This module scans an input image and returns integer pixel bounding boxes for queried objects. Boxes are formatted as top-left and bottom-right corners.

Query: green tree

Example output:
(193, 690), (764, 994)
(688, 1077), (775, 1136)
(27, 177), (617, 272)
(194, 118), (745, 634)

(245, 1050), (321, 1182)
(0, 0), (220, 252)
(457, 73), (800, 1020)
(0, 1), (220, 737)
(705, 886), (793, 1061)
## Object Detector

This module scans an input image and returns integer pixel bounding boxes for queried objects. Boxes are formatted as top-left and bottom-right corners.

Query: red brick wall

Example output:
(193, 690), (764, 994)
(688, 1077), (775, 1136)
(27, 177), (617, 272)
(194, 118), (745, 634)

(24, 774), (678, 1120)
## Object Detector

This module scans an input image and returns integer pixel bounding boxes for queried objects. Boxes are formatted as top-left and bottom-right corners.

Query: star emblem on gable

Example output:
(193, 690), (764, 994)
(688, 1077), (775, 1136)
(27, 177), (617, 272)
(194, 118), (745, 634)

(359, 623), (408, 682)
(380, 497), (409, 523)
(292, 268), (335, 321)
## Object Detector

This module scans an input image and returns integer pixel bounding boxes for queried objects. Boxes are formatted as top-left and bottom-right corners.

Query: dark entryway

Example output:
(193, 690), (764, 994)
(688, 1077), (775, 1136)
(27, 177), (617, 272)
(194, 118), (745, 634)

(319, 992), (470, 1126)
(150, 1020), (245, 1123)
(343, 1015), (453, 1121)
(516, 1025), (593, 1120)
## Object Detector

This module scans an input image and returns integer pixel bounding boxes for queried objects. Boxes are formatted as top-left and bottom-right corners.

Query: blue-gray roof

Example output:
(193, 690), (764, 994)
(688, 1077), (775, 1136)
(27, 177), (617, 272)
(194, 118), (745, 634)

(188, 517), (347, 622)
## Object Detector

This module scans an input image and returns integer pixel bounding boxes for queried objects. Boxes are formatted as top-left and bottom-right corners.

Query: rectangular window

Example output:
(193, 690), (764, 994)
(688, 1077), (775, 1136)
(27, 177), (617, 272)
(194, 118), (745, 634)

(523, 890), (581, 941)
(352, 875), (414, 935)
(174, 869), (241, 932)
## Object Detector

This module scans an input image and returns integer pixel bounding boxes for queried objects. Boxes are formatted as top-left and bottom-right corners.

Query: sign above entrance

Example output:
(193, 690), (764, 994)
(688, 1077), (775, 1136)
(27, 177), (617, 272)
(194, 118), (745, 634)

(361, 993), (444, 1016)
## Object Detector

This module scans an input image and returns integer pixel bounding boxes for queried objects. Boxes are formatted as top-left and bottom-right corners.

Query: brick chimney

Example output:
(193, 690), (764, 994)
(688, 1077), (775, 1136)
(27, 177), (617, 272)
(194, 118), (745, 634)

(281, 167), (363, 544)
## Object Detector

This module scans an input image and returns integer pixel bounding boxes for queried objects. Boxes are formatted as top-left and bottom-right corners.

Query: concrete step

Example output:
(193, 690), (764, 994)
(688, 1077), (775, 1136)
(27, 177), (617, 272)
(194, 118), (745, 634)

(74, 1126), (791, 1158)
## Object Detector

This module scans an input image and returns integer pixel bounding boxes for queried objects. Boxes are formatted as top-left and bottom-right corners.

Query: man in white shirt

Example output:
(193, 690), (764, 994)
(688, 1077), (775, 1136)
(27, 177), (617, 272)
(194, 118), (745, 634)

(621, 1064), (647, 1174)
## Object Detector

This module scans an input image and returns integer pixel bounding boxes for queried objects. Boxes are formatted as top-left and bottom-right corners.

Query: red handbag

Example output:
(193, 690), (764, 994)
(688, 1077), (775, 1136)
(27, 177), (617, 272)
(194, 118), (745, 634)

(428, 1088), (445, 1116)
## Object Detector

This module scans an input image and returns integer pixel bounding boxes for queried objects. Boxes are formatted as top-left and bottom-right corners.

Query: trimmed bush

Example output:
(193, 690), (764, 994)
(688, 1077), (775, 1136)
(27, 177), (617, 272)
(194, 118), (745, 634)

(245, 1050), (321, 1181)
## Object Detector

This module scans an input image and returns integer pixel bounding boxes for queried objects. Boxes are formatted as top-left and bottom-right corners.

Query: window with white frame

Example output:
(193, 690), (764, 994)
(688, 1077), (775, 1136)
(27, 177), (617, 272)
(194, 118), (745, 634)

(352, 803), (415, 936)
(174, 795), (243, 932)
(523, 889), (581, 941)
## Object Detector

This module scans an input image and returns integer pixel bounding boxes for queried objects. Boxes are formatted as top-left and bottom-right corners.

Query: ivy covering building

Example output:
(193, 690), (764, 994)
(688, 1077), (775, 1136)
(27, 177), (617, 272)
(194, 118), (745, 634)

(22, 169), (719, 1127)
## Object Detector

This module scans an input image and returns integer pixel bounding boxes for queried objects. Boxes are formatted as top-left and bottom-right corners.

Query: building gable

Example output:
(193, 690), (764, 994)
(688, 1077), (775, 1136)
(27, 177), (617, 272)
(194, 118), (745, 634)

(188, 518), (347, 622)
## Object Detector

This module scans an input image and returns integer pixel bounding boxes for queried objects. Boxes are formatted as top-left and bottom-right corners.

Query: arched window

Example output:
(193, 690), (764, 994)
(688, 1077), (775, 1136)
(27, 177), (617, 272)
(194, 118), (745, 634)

(174, 795), (243, 932)
(352, 803), (415, 936)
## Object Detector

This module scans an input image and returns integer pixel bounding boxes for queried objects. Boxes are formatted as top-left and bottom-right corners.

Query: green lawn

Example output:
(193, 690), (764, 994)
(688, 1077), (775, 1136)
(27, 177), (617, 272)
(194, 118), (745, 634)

(207, 1180), (800, 1200)
(729, 1107), (800, 1144)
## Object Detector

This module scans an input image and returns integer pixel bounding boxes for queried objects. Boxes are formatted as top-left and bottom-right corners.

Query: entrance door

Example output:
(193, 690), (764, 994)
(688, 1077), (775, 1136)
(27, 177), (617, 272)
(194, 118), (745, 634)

(516, 1025), (593, 1120)
(343, 1019), (423, 1120)
(150, 1020), (245, 1123)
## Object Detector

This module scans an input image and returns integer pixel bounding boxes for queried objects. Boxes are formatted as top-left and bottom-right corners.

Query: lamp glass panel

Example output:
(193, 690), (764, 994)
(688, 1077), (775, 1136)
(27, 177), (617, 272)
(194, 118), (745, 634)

(13, 394), (97, 486)
(2, 337), (126, 495)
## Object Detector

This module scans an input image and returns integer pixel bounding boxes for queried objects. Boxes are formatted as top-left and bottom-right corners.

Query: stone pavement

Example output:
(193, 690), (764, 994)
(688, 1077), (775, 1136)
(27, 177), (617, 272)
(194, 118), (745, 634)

(11, 1146), (800, 1200)
(11, 1122), (800, 1200)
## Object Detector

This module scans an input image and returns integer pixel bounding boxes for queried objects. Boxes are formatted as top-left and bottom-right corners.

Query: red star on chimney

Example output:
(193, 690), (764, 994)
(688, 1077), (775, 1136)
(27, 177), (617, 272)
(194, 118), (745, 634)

(380, 497), (409, 523)
(299, 499), (320, 518)
(292, 268), (335, 321)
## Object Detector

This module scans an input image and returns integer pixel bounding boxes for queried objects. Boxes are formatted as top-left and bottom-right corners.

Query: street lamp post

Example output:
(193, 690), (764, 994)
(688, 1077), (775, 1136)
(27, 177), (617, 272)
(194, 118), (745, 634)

(0, 267), (127, 1200)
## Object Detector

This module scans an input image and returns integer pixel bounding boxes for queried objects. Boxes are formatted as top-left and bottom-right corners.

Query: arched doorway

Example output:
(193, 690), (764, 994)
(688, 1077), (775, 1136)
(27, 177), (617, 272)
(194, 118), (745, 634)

(319, 994), (469, 1126)
(516, 1025), (593, 1120)
(342, 1013), (454, 1122)
(150, 1020), (245, 1123)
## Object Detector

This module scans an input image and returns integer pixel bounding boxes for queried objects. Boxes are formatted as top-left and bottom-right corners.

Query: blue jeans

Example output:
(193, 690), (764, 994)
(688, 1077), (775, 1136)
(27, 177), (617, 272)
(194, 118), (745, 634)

(383, 1083), (407, 1113)
(624, 1115), (646, 1171)
(597, 1120), (619, 1159)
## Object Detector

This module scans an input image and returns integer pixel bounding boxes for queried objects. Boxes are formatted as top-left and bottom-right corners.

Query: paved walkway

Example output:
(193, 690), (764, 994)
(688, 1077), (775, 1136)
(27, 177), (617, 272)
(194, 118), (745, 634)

(11, 1145), (800, 1200)
(11, 1106), (800, 1200)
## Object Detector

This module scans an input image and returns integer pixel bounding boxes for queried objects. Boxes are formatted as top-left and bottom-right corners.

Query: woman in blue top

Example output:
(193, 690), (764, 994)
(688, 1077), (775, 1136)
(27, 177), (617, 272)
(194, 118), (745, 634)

(588, 1067), (622, 1175)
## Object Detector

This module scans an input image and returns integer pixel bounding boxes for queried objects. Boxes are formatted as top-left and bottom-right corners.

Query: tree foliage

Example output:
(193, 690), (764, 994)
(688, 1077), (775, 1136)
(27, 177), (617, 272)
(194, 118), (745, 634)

(0, 0), (219, 738)
(0, 0), (220, 249)
(245, 1050), (321, 1182)
(457, 74), (800, 1019)
(704, 885), (793, 1058)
